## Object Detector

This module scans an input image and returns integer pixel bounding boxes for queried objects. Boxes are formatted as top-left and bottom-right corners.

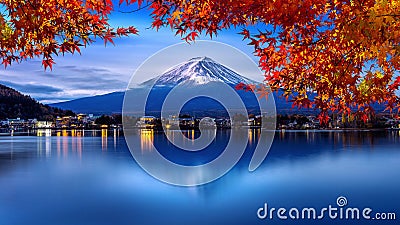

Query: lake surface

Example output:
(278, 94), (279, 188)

(0, 129), (399, 225)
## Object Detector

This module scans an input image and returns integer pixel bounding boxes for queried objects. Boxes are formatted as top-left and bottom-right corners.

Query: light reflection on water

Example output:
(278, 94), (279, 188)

(140, 129), (154, 152)
(0, 129), (399, 225)
(26, 129), (123, 160)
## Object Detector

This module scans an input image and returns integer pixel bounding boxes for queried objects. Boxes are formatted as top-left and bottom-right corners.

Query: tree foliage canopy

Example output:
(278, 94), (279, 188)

(0, 0), (137, 70)
(0, 84), (74, 120)
(1, 0), (399, 119)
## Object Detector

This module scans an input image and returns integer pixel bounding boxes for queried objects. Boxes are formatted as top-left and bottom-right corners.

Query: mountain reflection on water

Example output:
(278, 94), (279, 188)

(0, 129), (399, 225)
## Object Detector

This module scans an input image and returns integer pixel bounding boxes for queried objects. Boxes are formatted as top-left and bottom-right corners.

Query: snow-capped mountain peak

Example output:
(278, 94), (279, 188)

(188, 56), (215, 63)
(141, 57), (258, 87)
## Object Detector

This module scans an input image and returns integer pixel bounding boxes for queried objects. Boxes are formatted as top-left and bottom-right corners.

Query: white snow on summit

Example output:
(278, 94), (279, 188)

(141, 57), (258, 87)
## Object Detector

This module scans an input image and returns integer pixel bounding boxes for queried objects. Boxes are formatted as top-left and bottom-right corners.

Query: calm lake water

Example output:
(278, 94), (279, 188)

(0, 129), (399, 225)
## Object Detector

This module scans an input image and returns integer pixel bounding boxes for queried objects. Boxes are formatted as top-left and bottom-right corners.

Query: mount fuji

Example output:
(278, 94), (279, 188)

(50, 57), (304, 115)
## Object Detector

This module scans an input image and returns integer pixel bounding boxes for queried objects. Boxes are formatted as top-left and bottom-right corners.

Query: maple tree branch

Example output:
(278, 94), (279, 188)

(25, 0), (37, 10)
(118, 1), (153, 13)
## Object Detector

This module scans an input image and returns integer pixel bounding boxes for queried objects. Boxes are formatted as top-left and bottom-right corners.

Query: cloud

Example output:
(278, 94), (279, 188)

(37, 66), (129, 90)
(0, 81), (63, 94)
(0, 61), (130, 103)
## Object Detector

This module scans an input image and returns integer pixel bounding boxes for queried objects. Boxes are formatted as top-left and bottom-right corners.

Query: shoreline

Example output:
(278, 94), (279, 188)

(1, 127), (399, 137)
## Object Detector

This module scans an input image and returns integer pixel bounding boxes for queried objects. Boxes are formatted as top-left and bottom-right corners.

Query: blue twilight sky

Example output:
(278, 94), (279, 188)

(0, 3), (264, 104)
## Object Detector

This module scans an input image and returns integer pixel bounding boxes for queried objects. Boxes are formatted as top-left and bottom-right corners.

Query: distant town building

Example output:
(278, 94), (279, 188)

(167, 115), (179, 128)
(137, 116), (157, 128)
(215, 118), (231, 128)
(56, 116), (71, 128)
(179, 117), (196, 128)
(1, 120), (9, 127)
(36, 121), (53, 128)
(8, 118), (26, 129)
(77, 114), (88, 124)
